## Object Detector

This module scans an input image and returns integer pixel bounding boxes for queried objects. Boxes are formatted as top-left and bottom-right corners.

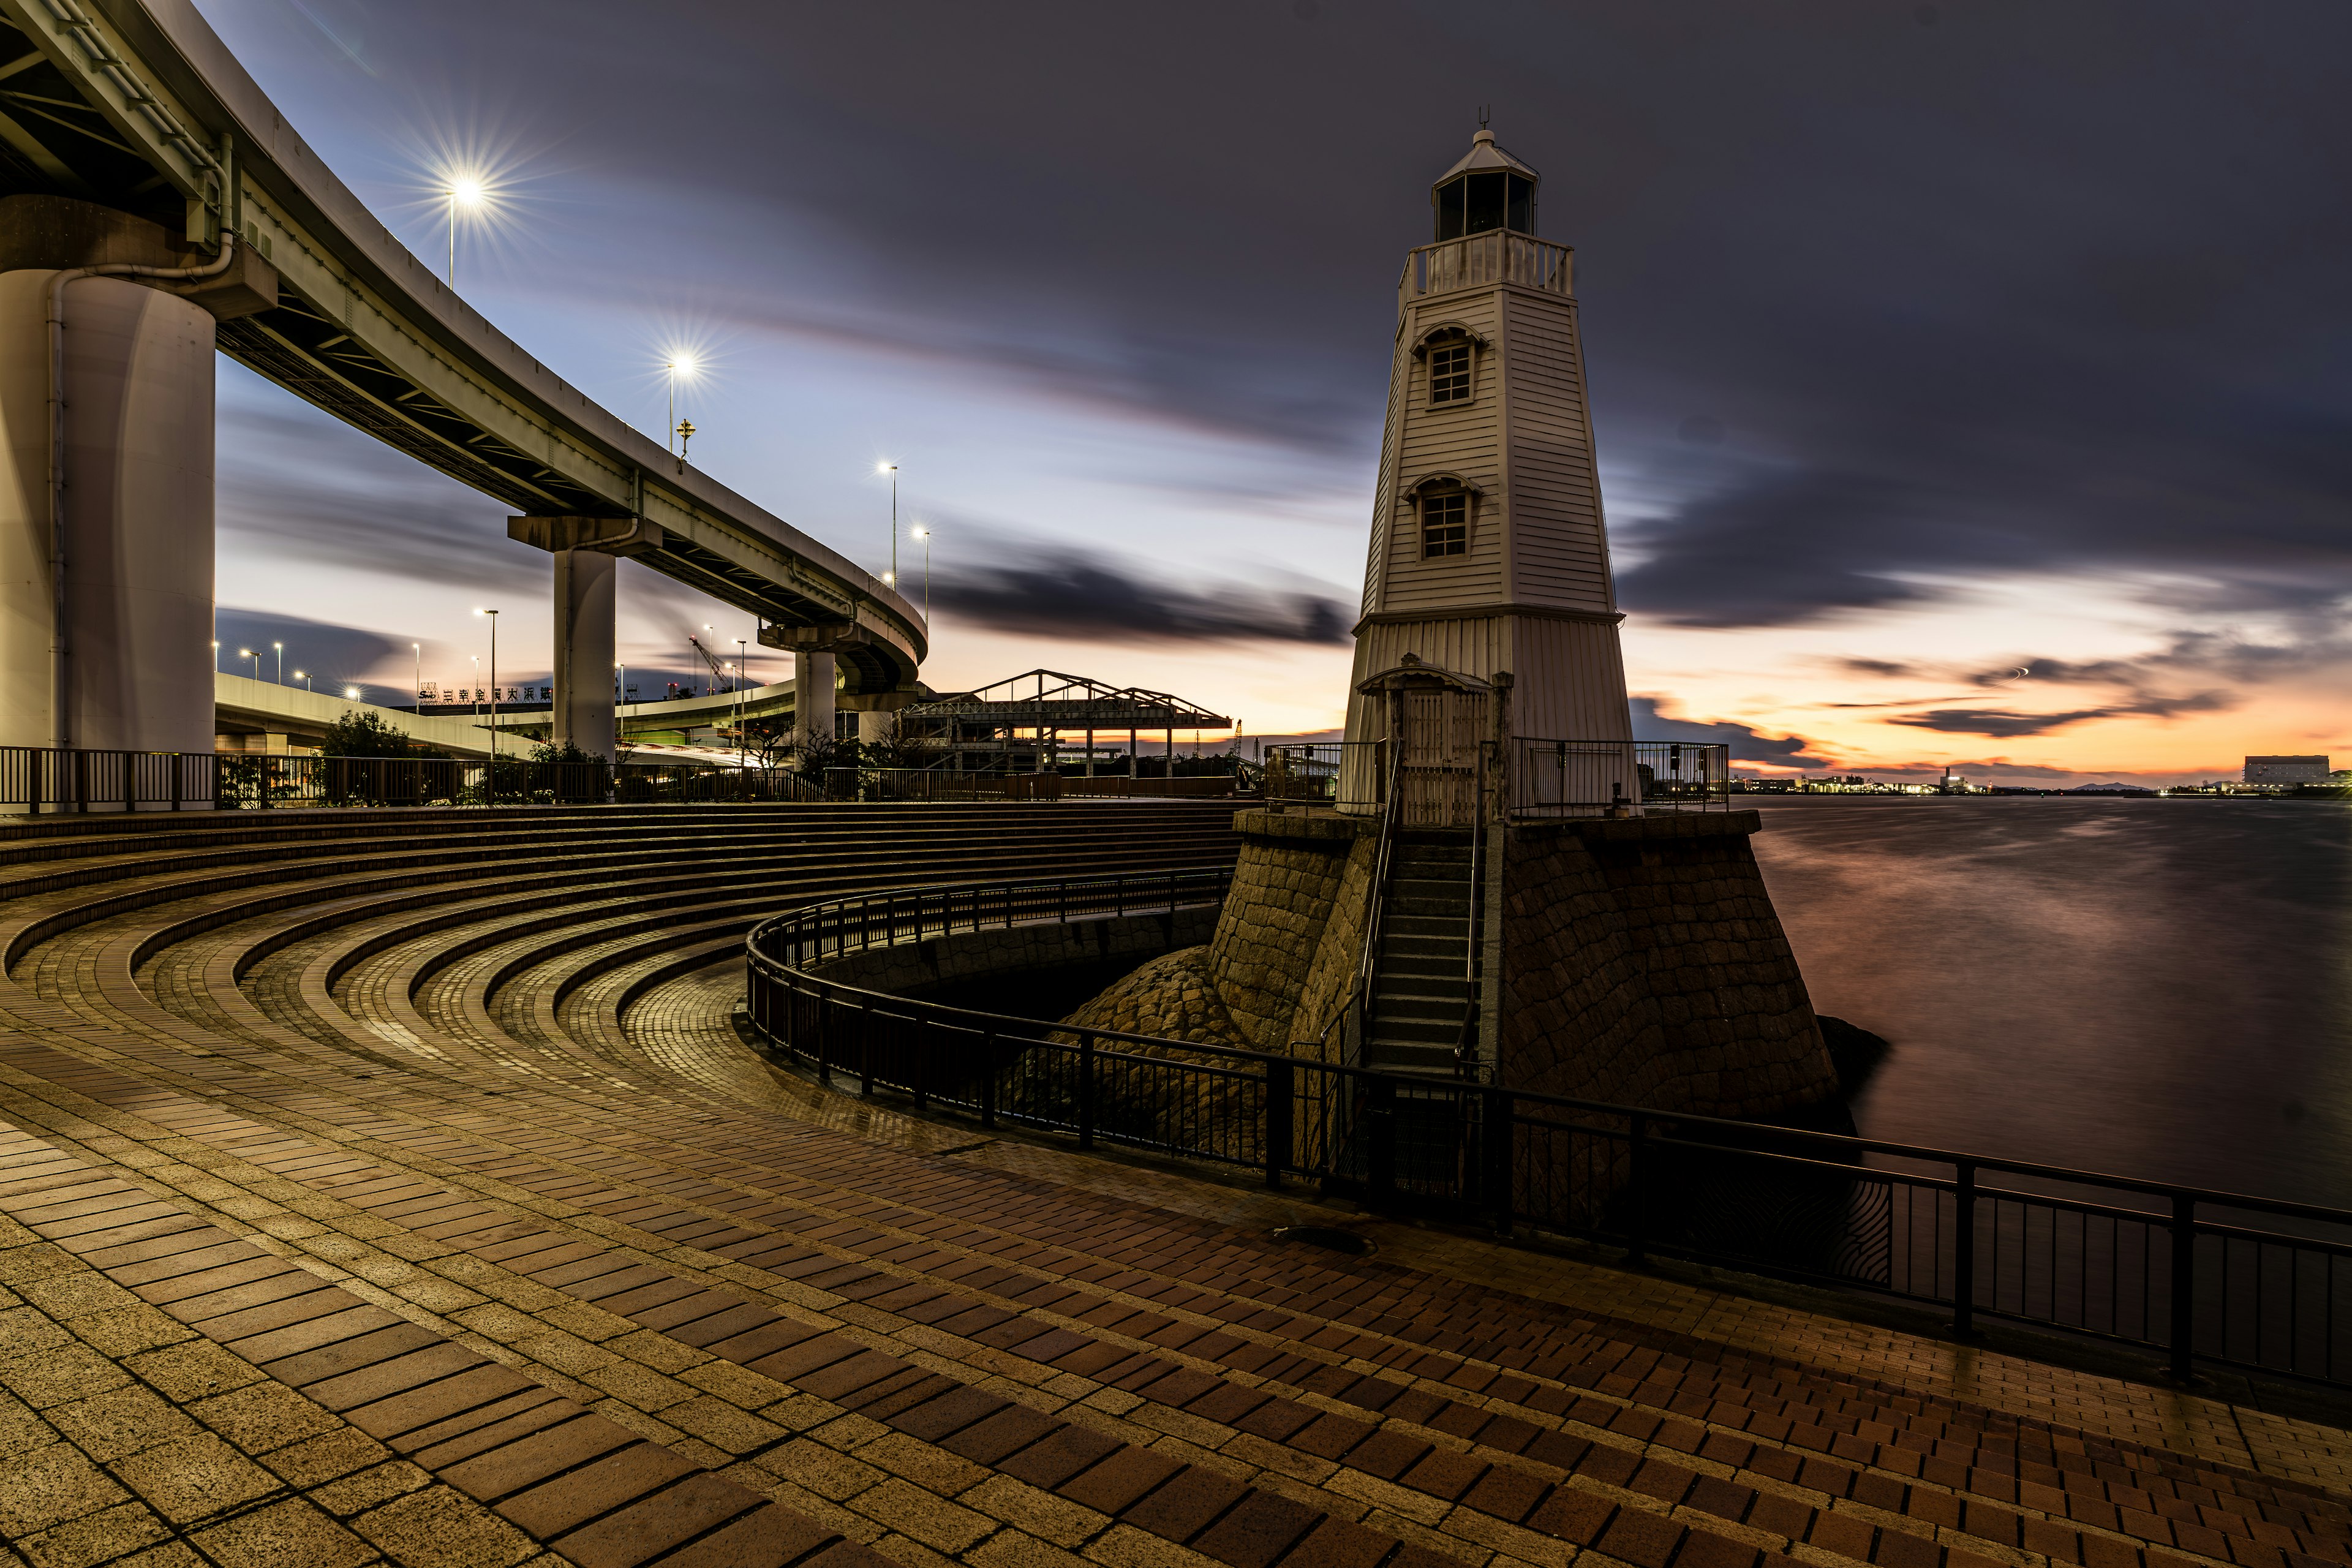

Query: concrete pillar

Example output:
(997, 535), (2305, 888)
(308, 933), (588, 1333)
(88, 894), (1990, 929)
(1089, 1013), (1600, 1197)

(794, 650), (835, 750)
(551, 547), (616, 760)
(857, 709), (891, 748)
(0, 271), (215, 755)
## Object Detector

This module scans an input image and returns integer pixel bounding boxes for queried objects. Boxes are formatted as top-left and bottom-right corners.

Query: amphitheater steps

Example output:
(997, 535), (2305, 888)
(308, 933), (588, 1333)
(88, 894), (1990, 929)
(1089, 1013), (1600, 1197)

(1, 801), (2345, 1568)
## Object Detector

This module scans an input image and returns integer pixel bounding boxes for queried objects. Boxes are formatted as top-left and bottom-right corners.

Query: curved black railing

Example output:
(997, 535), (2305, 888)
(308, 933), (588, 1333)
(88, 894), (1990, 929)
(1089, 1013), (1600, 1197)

(744, 867), (2352, 1389)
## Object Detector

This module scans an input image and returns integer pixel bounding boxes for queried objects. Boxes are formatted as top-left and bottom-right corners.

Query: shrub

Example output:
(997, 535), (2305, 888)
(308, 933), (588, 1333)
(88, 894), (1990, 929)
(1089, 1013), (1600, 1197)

(317, 710), (413, 759)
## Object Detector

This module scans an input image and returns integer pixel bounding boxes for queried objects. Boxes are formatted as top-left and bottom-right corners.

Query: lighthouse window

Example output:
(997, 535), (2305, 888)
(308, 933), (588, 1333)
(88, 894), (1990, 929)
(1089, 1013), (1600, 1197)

(1421, 491), (1468, 557)
(1429, 341), (1472, 404)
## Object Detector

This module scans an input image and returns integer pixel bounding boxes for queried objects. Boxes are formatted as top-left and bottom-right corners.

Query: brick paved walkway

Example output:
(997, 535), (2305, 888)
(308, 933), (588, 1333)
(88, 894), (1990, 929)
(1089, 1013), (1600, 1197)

(0, 803), (2346, 1568)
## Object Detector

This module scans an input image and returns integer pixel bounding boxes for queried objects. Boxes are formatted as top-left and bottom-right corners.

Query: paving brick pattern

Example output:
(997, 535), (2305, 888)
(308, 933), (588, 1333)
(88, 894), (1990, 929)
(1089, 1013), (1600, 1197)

(0, 802), (2345, 1568)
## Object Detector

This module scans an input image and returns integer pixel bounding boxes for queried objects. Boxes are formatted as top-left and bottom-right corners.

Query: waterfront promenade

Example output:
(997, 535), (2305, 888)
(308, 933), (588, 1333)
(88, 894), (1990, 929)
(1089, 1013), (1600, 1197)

(0, 803), (2347, 1567)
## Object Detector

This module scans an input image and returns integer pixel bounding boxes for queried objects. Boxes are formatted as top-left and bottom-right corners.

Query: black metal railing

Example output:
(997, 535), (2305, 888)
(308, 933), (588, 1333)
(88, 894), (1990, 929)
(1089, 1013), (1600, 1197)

(1262, 739), (1730, 818)
(745, 867), (2352, 1389)
(0, 745), (826, 813)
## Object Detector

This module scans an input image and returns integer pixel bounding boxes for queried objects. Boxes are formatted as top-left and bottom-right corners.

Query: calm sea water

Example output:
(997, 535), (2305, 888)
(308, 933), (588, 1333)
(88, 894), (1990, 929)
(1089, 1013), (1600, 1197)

(1748, 797), (2352, 1206)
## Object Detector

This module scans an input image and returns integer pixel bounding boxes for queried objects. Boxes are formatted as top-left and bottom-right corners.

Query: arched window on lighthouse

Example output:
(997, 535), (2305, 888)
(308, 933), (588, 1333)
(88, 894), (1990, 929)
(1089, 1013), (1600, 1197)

(1429, 338), (1472, 404)
(1420, 489), (1469, 557)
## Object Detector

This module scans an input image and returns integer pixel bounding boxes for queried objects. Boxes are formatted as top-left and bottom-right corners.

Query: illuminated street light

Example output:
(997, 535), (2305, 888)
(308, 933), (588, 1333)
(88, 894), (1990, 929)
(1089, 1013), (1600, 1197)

(239, 647), (258, 682)
(877, 463), (899, 584)
(910, 525), (933, 623)
(474, 608), (500, 763)
(344, 686), (361, 701)
(412, 641), (422, 706)
(293, 669), (310, 692)
(272, 641), (284, 684)
(446, 175), (485, 285)
(666, 356), (698, 468)
(734, 638), (748, 771)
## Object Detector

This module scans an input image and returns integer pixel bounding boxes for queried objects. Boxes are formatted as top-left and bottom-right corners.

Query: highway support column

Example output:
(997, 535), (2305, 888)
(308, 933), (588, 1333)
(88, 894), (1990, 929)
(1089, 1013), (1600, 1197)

(796, 651), (835, 752)
(552, 548), (616, 761)
(508, 513), (663, 765)
(0, 197), (277, 764)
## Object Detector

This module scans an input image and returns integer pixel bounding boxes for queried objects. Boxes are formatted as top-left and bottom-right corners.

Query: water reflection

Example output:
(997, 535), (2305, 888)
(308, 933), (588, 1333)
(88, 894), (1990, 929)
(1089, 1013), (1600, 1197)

(1749, 797), (2352, 1205)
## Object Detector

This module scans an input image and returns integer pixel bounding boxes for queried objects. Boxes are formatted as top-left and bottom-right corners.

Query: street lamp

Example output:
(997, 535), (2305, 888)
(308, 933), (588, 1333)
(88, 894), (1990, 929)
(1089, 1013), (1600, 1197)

(470, 655), (480, 716)
(666, 357), (698, 469)
(294, 669), (309, 692)
(412, 642), (422, 707)
(910, 525), (932, 623)
(272, 641), (284, 684)
(240, 647), (258, 682)
(474, 608), (499, 761)
(734, 638), (748, 769)
(877, 462), (898, 584)
(344, 686), (361, 701)
(446, 176), (484, 286)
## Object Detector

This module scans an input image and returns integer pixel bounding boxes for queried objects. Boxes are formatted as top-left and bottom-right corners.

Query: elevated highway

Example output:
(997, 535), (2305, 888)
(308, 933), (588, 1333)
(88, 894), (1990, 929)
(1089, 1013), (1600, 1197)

(0, 0), (922, 758)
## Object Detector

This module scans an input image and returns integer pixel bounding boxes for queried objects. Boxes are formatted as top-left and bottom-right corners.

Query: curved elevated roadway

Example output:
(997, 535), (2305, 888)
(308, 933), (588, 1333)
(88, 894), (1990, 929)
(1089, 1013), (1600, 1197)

(0, 0), (923, 699)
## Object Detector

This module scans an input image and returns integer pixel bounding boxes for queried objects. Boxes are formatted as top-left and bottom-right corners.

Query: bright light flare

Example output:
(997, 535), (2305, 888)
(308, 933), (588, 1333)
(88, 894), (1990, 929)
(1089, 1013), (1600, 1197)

(447, 175), (488, 208)
(344, 687), (361, 700)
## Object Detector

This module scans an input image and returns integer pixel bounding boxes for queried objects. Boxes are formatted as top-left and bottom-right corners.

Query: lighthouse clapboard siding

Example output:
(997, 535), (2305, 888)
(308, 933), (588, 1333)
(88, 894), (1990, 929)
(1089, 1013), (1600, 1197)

(1346, 128), (1634, 752)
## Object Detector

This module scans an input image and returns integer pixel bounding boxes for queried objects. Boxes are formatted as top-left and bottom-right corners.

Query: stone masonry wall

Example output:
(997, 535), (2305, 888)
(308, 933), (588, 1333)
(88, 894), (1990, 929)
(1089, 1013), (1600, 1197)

(1197, 811), (1373, 1050)
(1500, 812), (1836, 1117)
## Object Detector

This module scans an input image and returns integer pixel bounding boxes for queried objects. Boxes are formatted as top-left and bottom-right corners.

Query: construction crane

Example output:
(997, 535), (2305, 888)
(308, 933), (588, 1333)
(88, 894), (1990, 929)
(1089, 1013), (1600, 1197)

(688, 635), (749, 758)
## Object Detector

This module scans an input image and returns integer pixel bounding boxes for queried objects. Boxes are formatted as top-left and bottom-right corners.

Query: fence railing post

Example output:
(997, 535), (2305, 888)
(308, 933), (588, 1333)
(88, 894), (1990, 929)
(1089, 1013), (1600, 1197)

(1482, 1086), (1513, 1233)
(1077, 1033), (1097, 1149)
(859, 999), (875, 1097)
(1952, 1161), (1977, 1338)
(1626, 1112), (1649, 1264)
(981, 1027), (998, 1129)
(816, 995), (833, 1085)
(1368, 1076), (1396, 1201)
(2170, 1193), (2196, 1381)
(1265, 1058), (1292, 1188)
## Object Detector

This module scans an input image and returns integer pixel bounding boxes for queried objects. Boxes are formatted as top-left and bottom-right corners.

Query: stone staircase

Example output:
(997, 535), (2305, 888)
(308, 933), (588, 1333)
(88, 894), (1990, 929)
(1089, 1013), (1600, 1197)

(1363, 831), (1480, 1075)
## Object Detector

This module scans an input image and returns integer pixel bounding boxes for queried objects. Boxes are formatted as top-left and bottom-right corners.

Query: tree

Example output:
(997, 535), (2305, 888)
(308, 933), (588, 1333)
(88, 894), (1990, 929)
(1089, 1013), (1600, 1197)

(317, 710), (413, 758)
(529, 739), (603, 766)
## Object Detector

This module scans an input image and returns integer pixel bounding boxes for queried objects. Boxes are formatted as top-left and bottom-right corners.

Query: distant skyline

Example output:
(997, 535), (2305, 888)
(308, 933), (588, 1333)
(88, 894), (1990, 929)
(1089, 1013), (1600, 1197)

(195, 1), (2352, 785)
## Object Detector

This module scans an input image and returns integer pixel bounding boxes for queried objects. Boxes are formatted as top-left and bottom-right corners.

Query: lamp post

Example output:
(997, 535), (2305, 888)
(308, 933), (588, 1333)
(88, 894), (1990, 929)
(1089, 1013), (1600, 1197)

(446, 177), (483, 286)
(878, 463), (898, 584)
(475, 608), (499, 763)
(241, 647), (258, 682)
(412, 642), (422, 707)
(910, 526), (932, 623)
(294, 669), (309, 692)
(272, 641), (283, 684)
(734, 638), (747, 770)
(470, 655), (480, 717)
(666, 358), (696, 471)
(344, 686), (361, 702)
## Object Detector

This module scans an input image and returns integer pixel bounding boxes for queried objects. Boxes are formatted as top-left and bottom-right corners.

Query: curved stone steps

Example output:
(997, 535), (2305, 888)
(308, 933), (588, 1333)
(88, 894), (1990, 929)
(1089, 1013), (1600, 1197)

(4, 801), (2336, 1568)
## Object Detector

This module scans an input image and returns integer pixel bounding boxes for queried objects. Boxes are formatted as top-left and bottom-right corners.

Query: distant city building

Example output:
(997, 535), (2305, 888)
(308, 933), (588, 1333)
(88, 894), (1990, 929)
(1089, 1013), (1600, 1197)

(2244, 755), (2329, 784)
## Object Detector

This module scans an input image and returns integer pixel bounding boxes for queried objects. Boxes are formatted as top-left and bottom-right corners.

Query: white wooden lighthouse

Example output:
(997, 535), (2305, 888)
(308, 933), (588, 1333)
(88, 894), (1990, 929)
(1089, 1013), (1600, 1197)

(1343, 128), (1632, 802)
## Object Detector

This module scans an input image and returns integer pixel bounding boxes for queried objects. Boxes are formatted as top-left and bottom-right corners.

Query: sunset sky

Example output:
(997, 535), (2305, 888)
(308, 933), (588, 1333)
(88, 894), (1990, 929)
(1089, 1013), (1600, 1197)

(196, 1), (2352, 786)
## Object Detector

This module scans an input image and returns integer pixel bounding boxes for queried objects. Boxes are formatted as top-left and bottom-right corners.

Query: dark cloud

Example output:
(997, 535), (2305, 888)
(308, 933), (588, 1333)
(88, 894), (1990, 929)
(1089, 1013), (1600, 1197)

(1834, 658), (1925, 679)
(208, 1), (2352, 648)
(1889, 692), (2233, 738)
(215, 375), (540, 592)
(213, 608), (406, 690)
(1628, 698), (1833, 769)
(933, 546), (1351, 646)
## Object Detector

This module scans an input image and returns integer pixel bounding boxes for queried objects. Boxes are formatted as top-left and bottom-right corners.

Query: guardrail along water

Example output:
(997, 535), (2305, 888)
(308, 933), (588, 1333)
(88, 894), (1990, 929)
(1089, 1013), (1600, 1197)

(747, 866), (2352, 1389)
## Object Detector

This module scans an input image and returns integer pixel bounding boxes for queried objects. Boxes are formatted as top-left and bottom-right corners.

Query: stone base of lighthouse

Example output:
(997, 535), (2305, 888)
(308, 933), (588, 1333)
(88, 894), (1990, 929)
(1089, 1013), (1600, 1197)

(1061, 808), (1839, 1124)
